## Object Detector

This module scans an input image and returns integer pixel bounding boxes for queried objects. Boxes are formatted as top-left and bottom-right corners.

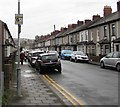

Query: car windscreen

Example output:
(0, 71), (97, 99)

(42, 54), (58, 61)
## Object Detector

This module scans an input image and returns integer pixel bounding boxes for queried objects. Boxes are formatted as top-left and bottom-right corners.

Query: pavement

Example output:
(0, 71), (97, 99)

(4, 60), (100, 107)
(5, 62), (67, 107)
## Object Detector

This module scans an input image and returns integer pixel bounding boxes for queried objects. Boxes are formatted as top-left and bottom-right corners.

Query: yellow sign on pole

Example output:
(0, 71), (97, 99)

(15, 14), (23, 25)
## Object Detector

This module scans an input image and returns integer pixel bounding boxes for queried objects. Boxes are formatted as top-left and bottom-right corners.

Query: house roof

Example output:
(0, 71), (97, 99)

(89, 11), (120, 28)
(68, 11), (120, 35)
(67, 20), (99, 34)
(55, 31), (66, 38)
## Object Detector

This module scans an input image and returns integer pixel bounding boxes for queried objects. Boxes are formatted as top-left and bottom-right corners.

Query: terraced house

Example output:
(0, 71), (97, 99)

(0, 20), (16, 106)
(33, 1), (120, 62)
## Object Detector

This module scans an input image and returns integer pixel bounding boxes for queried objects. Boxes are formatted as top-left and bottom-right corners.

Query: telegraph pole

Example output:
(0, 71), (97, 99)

(15, 0), (23, 96)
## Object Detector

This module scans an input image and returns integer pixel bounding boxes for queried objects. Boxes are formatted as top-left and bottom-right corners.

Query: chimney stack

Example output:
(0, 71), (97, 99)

(92, 14), (101, 21)
(60, 27), (67, 32)
(84, 19), (92, 24)
(117, 0), (120, 11)
(103, 6), (112, 16)
(77, 20), (84, 26)
(68, 24), (77, 29)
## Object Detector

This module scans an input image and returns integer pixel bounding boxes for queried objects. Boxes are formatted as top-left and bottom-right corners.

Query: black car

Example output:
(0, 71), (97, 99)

(28, 50), (44, 67)
(35, 53), (62, 74)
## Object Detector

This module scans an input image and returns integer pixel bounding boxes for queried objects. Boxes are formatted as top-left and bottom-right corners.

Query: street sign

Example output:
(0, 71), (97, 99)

(15, 14), (23, 25)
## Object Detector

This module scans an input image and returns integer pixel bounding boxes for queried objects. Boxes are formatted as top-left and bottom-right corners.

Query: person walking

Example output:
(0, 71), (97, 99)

(20, 51), (25, 65)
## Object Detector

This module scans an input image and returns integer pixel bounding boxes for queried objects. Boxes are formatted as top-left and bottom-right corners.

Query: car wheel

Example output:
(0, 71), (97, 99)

(58, 66), (62, 73)
(75, 57), (77, 62)
(39, 66), (44, 74)
(70, 58), (72, 62)
(100, 61), (105, 68)
(116, 64), (120, 71)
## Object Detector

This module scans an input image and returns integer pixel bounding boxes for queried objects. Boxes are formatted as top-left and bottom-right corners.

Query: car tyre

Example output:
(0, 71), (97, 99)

(75, 57), (77, 63)
(39, 66), (44, 74)
(116, 63), (120, 71)
(70, 58), (72, 62)
(58, 66), (62, 73)
(100, 61), (105, 68)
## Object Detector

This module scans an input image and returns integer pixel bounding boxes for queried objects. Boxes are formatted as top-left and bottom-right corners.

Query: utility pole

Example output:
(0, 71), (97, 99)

(15, 0), (23, 96)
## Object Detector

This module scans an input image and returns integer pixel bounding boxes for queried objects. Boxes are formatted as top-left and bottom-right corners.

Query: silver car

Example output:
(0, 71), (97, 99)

(100, 51), (120, 71)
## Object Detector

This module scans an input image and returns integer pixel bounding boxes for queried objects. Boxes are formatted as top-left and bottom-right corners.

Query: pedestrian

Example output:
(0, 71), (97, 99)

(20, 51), (25, 65)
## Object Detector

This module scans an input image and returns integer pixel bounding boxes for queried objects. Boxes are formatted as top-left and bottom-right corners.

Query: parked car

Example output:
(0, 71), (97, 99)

(70, 51), (89, 62)
(100, 51), (120, 71)
(60, 50), (73, 60)
(47, 50), (59, 57)
(29, 50), (44, 67)
(35, 53), (62, 74)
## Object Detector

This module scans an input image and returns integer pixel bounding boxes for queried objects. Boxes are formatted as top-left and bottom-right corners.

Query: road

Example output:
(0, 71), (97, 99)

(46, 60), (118, 105)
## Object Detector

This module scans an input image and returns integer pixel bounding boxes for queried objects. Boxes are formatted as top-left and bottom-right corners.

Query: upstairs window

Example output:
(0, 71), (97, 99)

(97, 29), (100, 41)
(81, 33), (83, 41)
(91, 32), (93, 41)
(85, 31), (88, 41)
(104, 26), (107, 37)
(112, 24), (115, 36)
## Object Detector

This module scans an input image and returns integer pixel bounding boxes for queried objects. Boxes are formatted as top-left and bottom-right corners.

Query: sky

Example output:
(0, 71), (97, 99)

(0, 0), (118, 39)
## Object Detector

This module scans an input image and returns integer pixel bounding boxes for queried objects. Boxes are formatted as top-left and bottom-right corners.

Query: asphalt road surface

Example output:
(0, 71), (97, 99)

(47, 60), (118, 105)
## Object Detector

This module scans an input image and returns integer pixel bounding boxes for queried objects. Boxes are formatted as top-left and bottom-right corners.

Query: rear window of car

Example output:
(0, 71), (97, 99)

(62, 51), (72, 54)
(33, 52), (44, 56)
(42, 54), (58, 61)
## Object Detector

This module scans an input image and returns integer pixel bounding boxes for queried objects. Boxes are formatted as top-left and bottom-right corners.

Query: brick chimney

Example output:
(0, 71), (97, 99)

(60, 27), (67, 32)
(92, 14), (101, 21)
(51, 30), (60, 35)
(77, 20), (84, 26)
(117, 0), (120, 11)
(68, 24), (77, 29)
(103, 6), (112, 16)
(84, 19), (92, 24)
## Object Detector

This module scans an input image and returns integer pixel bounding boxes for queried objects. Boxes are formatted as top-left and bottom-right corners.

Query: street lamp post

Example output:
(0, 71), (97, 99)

(17, 0), (21, 96)
(15, 0), (23, 96)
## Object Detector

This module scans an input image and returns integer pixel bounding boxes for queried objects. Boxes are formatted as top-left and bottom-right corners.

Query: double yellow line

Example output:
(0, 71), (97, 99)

(42, 75), (85, 106)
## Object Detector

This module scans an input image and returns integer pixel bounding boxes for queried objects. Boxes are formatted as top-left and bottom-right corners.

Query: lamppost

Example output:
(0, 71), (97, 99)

(15, 0), (23, 96)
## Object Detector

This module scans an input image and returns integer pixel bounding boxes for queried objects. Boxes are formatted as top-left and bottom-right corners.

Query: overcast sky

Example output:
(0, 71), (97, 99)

(0, 0), (118, 39)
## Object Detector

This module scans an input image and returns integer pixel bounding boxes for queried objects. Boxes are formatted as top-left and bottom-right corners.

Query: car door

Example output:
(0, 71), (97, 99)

(104, 52), (113, 66)
(110, 52), (119, 67)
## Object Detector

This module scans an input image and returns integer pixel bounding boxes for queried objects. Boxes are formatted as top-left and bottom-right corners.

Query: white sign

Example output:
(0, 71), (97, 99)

(15, 14), (23, 25)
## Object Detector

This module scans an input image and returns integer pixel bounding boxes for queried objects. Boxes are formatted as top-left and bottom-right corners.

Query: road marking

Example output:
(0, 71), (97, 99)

(42, 75), (86, 106)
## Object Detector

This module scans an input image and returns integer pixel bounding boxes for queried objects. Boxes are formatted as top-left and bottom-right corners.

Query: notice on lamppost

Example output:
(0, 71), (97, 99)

(15, 14), (23, 25)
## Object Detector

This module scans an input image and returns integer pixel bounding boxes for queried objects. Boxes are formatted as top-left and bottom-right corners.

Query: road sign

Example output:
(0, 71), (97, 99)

(15, 14), (23, 25)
